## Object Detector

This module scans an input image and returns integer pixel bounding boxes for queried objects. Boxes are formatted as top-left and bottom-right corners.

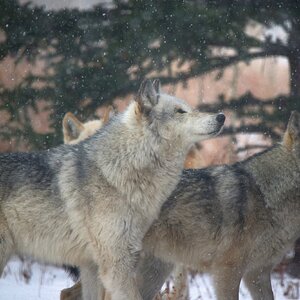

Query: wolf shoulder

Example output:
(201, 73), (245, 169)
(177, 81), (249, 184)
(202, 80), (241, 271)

(0, 144), (83, 201)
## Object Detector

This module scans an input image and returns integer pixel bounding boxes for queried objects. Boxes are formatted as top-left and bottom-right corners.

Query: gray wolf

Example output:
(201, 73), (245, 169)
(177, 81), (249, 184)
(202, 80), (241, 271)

(63, 111), (300, 300)
(0, 79), (224, 300)
(138, 110), (300, 300)
(60, 108), (218, 300)
(60, 109), (191, 300)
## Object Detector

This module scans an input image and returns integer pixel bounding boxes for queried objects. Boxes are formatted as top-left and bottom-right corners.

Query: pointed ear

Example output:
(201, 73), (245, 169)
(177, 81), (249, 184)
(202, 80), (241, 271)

(283, 111), (300, 150)
(135, 79), (159, 112)
(102, 105), (115, 125)
(62, 112), (84, 143)
(152, 79), (161, 94)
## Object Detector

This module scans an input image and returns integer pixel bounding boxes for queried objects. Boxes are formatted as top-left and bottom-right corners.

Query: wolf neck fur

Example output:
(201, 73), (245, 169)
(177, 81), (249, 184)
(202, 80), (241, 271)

(85, 112), (187, 213)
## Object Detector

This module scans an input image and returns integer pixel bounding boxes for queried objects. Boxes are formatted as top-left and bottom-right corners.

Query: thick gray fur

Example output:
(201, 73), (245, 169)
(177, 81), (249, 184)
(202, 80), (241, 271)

(139, 111), (300, 300)
(0, 79), (224, 300)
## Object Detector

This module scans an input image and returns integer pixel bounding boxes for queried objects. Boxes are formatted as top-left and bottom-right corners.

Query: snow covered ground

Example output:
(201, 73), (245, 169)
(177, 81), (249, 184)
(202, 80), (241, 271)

(0, 259), (74, 300)
(1, 258), (300, 299)
(187, 273), (300, 299)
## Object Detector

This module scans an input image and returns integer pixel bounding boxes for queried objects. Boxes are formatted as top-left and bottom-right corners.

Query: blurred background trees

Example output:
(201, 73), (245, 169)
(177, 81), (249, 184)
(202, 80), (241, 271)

(1, 0), (300, 149)
(1, 0), (300, 288)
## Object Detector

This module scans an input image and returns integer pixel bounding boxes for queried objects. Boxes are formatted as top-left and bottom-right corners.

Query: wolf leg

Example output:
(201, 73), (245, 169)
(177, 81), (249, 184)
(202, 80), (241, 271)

(82, 254), (173, 300)
(101, 269), (142, 300)
(98, 249), (143, 300)
(80, 263), (105, 300)
(137, 253), (174, 300)
(168, 265), (189, 300)
(60, 281), (83, 300)
(212, 266), (242, 300)
(100, 266), (142, 300)
(0, 220), (14, 275)
(243, 266), (274, 300)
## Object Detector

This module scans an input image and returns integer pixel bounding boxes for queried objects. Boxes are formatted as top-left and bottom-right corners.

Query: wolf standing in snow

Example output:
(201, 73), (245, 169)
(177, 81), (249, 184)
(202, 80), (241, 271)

(0, 79), (225, 300)
(137, 111), (300, 300)
(63, 111), (300, 300)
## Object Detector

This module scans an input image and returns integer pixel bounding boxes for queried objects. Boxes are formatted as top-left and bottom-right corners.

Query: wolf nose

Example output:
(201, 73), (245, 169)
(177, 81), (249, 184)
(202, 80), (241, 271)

(216, 113), (225, 124)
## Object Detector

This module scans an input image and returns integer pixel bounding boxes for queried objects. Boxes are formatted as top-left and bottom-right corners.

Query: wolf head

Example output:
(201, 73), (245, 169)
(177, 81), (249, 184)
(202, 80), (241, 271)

(63, 106), (113, 144)
(283, 111), (300, 155)
(125, 79), (225, 150)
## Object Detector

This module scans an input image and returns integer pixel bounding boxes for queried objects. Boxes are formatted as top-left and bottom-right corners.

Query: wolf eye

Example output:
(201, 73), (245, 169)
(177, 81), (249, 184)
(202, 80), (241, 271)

(176, 108), (187, 114)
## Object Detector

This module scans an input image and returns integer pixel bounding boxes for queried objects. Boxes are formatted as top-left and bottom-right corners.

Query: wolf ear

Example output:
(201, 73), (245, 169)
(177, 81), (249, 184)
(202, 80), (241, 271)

(135, 79), (159, 112)
(102, 105), (115, 125)
(63, 112), (84, 143)
(283, 111), (300, 150)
